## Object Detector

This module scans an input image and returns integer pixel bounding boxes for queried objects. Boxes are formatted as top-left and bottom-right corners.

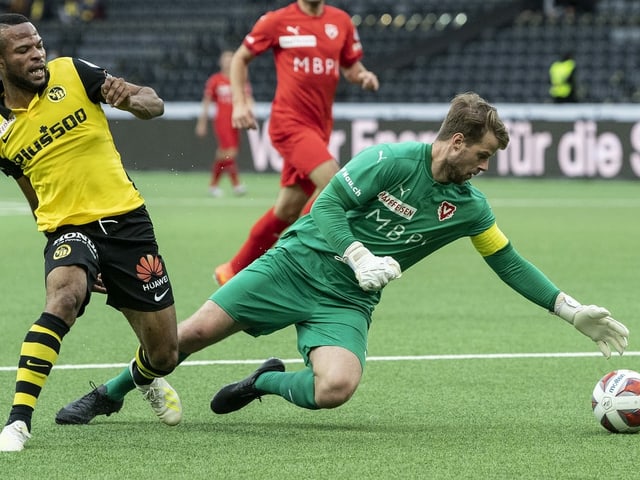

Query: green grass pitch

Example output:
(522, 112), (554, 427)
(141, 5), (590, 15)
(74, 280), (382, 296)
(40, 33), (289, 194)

(0, 172), (638, 479)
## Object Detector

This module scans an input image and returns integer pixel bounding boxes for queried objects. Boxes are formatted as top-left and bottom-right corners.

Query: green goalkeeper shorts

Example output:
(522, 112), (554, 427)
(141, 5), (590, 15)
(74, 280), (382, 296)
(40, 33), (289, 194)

(210, 243), (372, 368)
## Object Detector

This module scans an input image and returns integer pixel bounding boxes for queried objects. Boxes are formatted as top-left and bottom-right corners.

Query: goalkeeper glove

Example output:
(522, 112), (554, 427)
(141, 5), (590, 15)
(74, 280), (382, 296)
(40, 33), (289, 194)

(342, 241), (402, 292)
(554, 292), (629, 358)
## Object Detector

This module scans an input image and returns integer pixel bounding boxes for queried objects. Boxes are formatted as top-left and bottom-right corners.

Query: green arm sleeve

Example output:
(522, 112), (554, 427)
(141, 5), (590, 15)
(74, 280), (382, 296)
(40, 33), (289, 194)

(483, 242), (561, 311)
(310, 180), (359, 256)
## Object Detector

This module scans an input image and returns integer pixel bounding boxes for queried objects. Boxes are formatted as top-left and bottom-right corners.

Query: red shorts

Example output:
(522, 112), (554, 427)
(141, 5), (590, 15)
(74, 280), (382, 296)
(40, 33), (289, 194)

(214, 119), (239, 149)
(270, 126), (333, 196)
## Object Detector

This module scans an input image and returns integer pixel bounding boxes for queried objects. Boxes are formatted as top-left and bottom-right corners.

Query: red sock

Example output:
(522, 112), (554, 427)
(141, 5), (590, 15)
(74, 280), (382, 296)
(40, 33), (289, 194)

(229, 207), (291, 273)
(211, 160), (224, 185)
(222, 158), (240, 186)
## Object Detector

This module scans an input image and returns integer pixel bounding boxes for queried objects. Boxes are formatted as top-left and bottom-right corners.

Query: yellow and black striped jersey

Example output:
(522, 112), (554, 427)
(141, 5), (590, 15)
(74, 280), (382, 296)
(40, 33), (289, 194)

(0, 57), (144, 232)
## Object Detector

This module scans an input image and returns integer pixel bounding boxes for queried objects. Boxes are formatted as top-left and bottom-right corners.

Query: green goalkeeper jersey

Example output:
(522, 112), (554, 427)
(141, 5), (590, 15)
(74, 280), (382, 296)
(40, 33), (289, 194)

(280, 141), (560, 311)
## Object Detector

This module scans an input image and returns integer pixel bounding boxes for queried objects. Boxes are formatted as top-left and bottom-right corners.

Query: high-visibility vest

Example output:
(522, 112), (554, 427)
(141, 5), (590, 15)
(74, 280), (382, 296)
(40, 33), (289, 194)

(549, 59), (576, 98)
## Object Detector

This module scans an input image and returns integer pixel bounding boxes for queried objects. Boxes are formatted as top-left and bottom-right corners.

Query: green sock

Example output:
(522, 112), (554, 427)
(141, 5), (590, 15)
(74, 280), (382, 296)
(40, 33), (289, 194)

(255, 367), (319, 410)
(104, 367), (135, 401)
(104, 351), (191, 401)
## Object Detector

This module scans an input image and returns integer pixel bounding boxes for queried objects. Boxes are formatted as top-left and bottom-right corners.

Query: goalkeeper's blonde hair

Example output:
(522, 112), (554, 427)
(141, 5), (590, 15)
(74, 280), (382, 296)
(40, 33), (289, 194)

(436, 92), (509, 150)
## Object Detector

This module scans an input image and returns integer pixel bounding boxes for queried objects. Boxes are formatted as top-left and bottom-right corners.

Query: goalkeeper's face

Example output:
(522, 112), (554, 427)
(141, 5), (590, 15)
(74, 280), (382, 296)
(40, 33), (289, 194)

(444, 132), (499, 184)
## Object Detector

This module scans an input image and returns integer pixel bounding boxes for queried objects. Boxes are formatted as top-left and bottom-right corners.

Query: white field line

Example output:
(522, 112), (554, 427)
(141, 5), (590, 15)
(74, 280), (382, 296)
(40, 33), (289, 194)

(0, 201), (30, 215)
(0, 351), (638, 372)
(489, 198), (640, 208)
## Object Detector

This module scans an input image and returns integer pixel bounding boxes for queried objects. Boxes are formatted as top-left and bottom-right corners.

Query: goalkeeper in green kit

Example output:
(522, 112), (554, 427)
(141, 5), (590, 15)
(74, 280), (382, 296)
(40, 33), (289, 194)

(56, 92), (629, 423)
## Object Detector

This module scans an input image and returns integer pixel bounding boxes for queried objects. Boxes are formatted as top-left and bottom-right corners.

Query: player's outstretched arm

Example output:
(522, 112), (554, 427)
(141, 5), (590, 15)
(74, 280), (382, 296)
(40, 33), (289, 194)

(475, 231), (629, 358)
(554, 293), (629, 358)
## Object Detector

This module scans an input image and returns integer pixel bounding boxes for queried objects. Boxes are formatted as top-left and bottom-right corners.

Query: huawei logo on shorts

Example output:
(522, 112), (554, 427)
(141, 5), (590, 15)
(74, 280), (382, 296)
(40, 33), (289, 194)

(137, 254), (170, 299)
(136, 254), (164, 282)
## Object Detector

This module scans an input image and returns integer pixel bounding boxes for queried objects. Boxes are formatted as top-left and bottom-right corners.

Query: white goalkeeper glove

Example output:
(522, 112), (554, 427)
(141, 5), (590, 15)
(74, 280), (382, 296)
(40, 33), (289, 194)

(342, 241), (402, 292)
(554, 292), (629, 358)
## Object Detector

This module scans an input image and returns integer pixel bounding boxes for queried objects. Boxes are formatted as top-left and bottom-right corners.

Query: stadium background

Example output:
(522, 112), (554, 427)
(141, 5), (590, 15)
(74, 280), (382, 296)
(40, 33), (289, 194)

(33, 0), (640, 178)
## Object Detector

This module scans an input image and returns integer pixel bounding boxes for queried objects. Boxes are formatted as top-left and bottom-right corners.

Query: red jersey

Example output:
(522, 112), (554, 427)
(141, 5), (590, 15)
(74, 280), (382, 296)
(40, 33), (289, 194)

(204, 72), (252, 148)
(204, 72), (233, 123)
(243, 2), (363, 141)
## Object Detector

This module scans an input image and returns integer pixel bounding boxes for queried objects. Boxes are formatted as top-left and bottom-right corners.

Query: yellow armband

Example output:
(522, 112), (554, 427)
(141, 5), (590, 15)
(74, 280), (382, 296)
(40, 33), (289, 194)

(471, 223), (509, 257)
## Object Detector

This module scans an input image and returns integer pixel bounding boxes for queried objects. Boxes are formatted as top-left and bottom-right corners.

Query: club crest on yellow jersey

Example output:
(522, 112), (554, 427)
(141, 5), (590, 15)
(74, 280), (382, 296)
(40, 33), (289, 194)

(47, 86), (66, 102)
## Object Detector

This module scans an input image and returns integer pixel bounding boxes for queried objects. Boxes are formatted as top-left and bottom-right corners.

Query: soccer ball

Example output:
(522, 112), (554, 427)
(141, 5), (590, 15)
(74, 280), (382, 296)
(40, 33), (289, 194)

(592, 369), (640, 433)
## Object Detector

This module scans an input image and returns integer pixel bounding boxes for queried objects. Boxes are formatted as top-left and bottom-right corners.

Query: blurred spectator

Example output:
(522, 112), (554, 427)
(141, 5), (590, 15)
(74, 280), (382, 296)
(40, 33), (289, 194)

(6, 0), (30, 15)
(543, 0), (598, 18)
(1, 0), (58, 21)
(29, 0), (58, 21)
(549, 51), (578, 103)
(59, 0), (105, 23)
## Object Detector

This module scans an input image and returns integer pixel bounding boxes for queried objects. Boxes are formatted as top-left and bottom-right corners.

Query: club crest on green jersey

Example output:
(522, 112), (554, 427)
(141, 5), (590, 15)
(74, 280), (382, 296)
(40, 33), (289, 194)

(438, 201), (456, 221)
